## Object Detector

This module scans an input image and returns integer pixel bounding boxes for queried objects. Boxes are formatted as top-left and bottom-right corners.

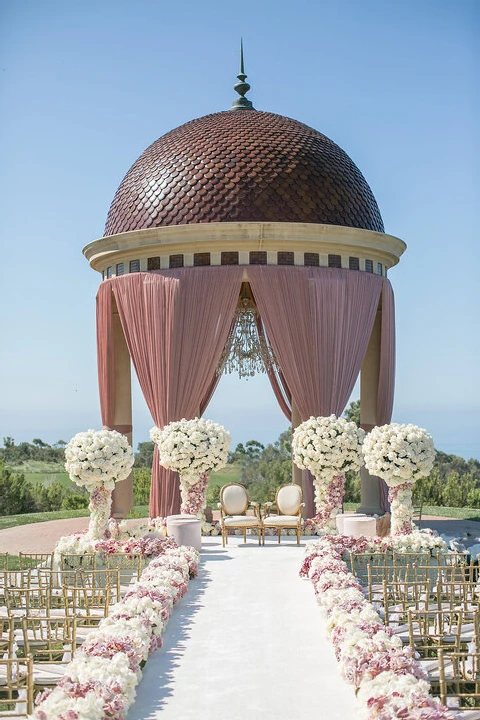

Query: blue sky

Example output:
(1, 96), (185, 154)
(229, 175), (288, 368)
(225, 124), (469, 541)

(1, 0), (478, 460)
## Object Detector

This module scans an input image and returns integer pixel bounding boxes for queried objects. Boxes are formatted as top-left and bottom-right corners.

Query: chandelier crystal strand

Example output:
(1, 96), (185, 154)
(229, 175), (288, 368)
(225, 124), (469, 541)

(218, 297), (278, 379)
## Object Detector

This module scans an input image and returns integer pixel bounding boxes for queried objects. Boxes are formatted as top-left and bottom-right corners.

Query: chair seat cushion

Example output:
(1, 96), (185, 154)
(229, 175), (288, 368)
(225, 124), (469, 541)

(263, 515), (299, 527)
(224, 516), (260, 527)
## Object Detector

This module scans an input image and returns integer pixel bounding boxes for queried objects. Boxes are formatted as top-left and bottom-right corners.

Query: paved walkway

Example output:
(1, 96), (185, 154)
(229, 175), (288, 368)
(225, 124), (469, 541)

(2, 515), (480, 554)
(127, 535), (359, 720)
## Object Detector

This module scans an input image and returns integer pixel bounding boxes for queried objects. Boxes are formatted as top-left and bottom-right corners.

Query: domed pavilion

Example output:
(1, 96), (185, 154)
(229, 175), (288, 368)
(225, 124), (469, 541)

(83, 52), (406, 520)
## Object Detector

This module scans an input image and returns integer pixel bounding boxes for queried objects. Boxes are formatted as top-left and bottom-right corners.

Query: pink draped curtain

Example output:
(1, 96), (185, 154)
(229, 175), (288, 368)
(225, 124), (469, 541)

(104, 268), (243, 517)
(96, 264), (396, 520)
(248, 267), (384, 417)
(248, 266), (388, 516)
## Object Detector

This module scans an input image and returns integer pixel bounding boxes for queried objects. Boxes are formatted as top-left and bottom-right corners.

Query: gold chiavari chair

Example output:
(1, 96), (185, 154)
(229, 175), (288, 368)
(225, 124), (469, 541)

(407, 607), (464, 686)
(438, 648), (480, 716)
(0, 617), (14, 656)
(18, 553), (54, 571)
(392, 551), (433, 583)
(0, 570), (31, 592)
(0, 553), (9, 571)
(0, 654), (33, 718)
(348, 550), (391, 589)
(104, 552), (145, 585)
(0, 568), (30, 609)
(4, 586), (51, 618)
(20, 615), (76, 693)
(434, 577), (479, 613)
(382, 577), (432, 641)
(60, 553), (97, 586)
(61, 567), (120, 621)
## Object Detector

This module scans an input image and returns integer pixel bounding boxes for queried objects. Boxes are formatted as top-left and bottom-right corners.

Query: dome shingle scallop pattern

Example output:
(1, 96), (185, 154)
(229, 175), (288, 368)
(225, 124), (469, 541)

(104, 110), (384, 236)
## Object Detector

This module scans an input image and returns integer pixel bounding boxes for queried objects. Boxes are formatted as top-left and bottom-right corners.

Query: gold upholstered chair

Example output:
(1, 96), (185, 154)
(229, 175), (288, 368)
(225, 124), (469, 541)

(261, 483), (304, 545)
(218, 483), (263, 547)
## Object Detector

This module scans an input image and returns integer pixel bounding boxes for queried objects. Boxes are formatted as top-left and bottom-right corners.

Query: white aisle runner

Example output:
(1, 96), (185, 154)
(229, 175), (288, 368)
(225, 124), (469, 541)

(127, 536), (359, 720)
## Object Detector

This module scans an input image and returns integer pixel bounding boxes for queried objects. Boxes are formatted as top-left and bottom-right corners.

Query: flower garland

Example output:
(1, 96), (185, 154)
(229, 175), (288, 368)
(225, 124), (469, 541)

(64, 429), (134, 540)
(363, 424), (435, 535)
(30, 543), (200, 719)
(150, 418), (231, 522)
(292, 415), (364, 533)
(300, 536), (453, 719)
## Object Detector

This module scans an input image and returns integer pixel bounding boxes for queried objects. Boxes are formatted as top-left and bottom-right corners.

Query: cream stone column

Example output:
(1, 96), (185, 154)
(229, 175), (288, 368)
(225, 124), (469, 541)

(110, 308), (134, 518)
(292, 403), (309, 519)
(357, 307), (383, 516)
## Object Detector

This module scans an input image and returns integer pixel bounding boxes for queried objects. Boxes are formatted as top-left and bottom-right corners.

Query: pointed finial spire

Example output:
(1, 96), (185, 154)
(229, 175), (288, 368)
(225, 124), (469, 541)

(230, 39), (255, 110)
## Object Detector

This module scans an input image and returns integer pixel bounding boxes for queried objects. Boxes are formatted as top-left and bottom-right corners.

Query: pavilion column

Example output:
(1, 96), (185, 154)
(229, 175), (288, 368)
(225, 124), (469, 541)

(292, 402), (313, 518)
(110, 307), (134, 518)
(357, 306), (383, 516)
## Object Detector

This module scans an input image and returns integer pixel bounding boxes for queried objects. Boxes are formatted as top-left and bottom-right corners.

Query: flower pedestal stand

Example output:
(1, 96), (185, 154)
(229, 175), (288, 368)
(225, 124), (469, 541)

(389, 483), (415, 535)
(166, 515), (202, 551)
(179, 473), (209, 525)
(88, 486), (113, 540)
(342, 515), (377, 538)
(335, 512), (366, 535)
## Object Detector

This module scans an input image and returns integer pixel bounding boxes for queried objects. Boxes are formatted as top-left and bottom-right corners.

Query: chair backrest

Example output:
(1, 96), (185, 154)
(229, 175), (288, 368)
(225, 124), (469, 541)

(0, 654), (33, 715)
(0, 617), (13, 656)
(5, 586), (51, 615)
(19, 552), (54, 570)
(105, 552), (145, 581)
(220, 483), (249, 515)
(276, 484), (303, 516)
(21, 616), (77, 662)
(438, 648), (480, 709)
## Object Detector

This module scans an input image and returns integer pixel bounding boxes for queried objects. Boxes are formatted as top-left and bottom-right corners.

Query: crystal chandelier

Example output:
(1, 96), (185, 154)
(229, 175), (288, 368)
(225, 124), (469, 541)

(218, 288), (278, 379)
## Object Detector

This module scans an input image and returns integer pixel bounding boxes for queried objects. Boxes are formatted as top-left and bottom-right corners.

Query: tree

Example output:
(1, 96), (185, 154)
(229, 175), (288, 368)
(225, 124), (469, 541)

(343, 399), (360, 427)
(239, 430), (292, 503)
(133, 468), (151, 505)
(32, 438), (49, 448)
(134, 442), (155, 468)
(0, 462), (36, 515)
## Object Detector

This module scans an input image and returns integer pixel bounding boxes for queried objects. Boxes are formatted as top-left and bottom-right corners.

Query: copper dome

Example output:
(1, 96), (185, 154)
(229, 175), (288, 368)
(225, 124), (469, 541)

(105, 109), (384, 236)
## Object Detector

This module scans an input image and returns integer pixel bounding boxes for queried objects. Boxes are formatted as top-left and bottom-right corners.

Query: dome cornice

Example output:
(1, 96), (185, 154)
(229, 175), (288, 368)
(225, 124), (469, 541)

(83, 221), (406, 273)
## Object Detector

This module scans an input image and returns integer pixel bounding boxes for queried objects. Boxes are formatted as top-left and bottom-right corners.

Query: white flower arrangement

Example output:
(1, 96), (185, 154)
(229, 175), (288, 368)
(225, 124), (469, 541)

(64, 428), (134, 540)
(65, 428), (134, 492)
(150, 418), (230, 479)
(292, 415), (364, 532)
(362, 423), (435, 488)
(363, 423), (435, 535)
(292, 415), (365, 479)
(151, 417), (230, 520)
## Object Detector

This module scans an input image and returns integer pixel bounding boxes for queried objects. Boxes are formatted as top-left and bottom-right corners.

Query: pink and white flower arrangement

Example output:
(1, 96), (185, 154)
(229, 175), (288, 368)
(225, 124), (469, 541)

(363, 424), (435, 535)
(292, 415), (364, 533)
(150, 417), (231, 525)
(300, 537), (453, 719)
(64, 428), (134, 539)
(30, 544), (200, 720)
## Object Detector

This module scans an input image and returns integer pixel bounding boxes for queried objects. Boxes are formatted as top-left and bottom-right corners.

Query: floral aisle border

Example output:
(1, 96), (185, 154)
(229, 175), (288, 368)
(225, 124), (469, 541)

(30, 544), (200, 720)
(300, 533), (453, 720)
